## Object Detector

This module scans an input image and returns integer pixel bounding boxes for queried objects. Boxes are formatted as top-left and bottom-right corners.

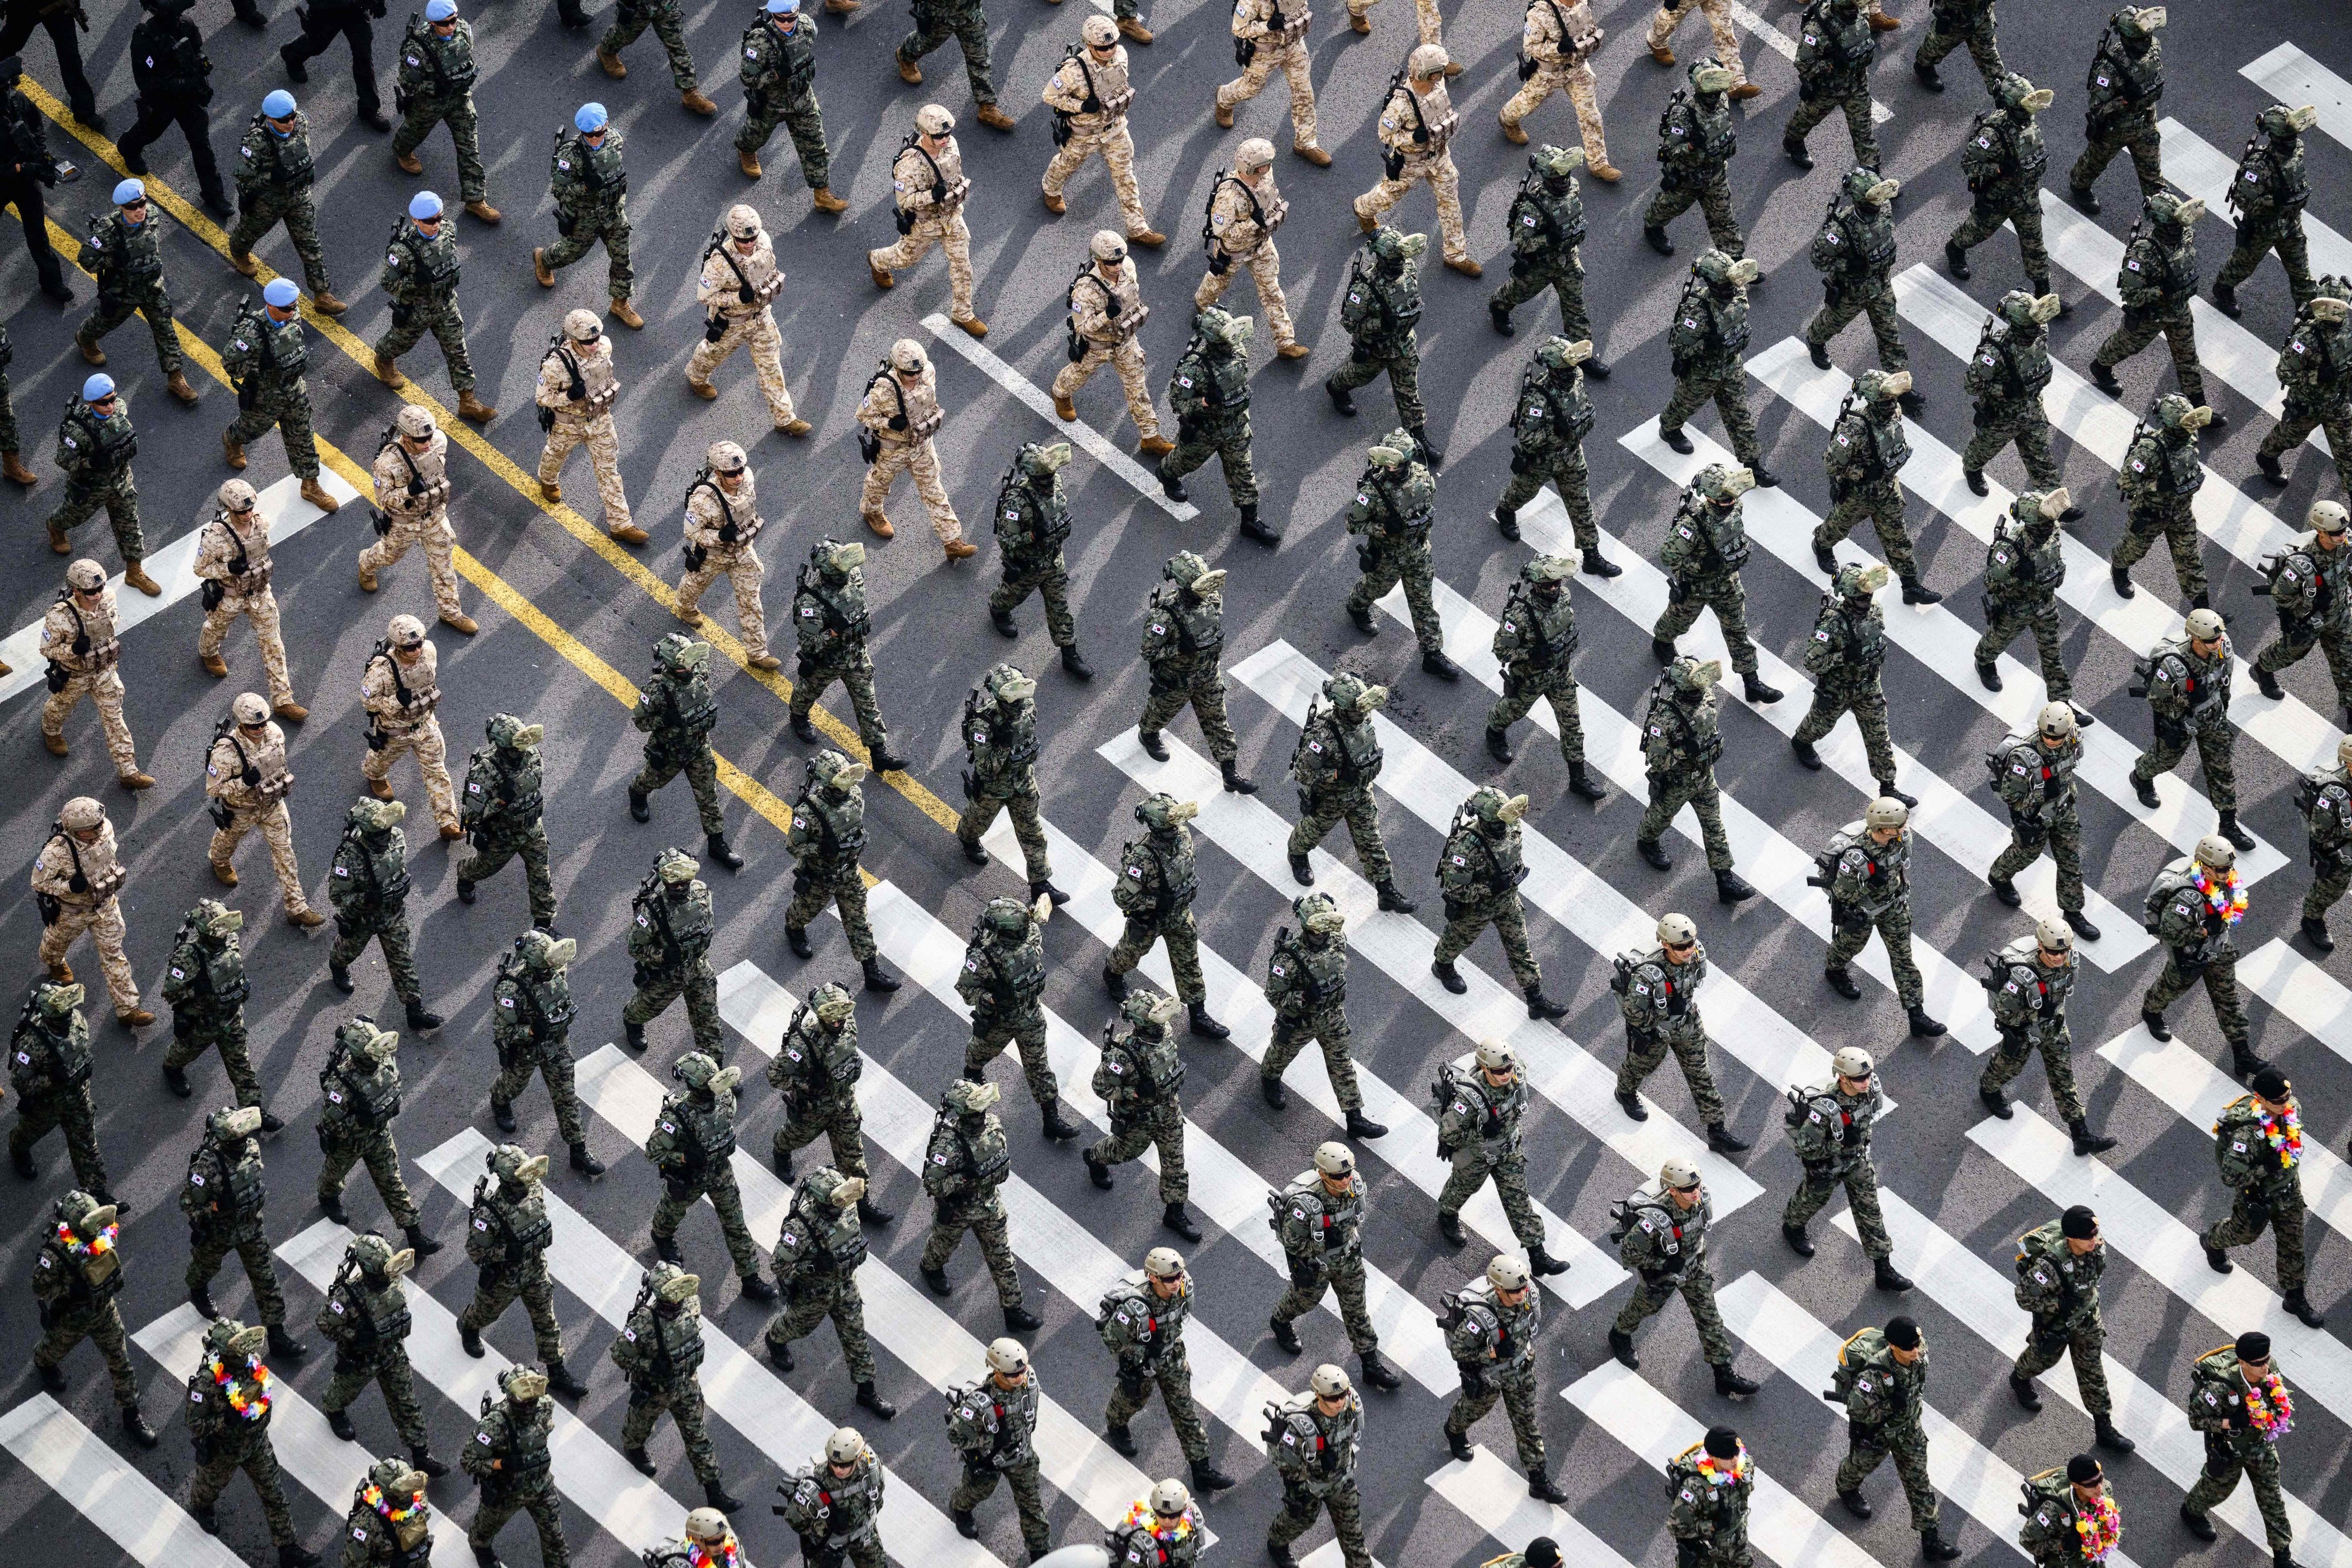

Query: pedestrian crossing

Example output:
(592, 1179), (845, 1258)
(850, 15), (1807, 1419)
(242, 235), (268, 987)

(2242, 44), (2352, 156)
(2240, 938), (2352, 1067)
(2159, 118), (2352, 288)
(1427, 1445), (1638, 1568)
(0, 1393), (248, 1568)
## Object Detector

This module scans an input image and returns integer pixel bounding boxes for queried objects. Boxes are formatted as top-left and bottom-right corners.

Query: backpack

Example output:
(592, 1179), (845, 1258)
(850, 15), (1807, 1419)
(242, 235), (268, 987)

(1338, 249), (1378, 336)
(1959, 107), (2006, 188)
(1607, 1188), (1670, 1245)
(1810, 822), (1864, 889)
(2142, 860), (2194, 933)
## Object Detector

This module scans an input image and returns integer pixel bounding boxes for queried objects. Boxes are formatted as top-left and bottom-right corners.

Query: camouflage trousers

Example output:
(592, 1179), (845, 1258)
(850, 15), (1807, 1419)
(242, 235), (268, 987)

(1646, 174), (1743, 258)
(392, 92), (488, 202)
(2067, 121), (2163, 202)
(601, 5), (696, 91)
(1783, 1157), (1892, 1258)
(188, 1227), (289, 1327)
(1501, 62), (1611, 175)
(863, 434), (965, 543)
(951, 1457), (1050, 1559)
(1270, 1480), (1370, 1568)
(2185, 1432), (2293, 1552)
(199, 586), (298, 708)
(35, 1297), (137, 1404)
(764, 1268), (878, 1384)
(1490, 254), (1594, 343)
(331, 909), (422, 1004)
(48, 474), (146, 563)
(2142, 952), (2250, 1054)
(1826, 903), (1925, 1010)
(1978, 595), (2069, 700)
(10, 1085), (108, 1194)
(491, 1044), (587, 1148)
(1787, 83), (1879, 169)
(1088, 1101), (1188, 1206)
(1660, 365), (1763, 470)
(1617, 1027), (1726, 1126)
(1982, 1027), (2085, 1123)
(318, 1125), (422, 1229)
(2260, 396), (2352, 495)
(540, 410), (633, 534)
(1794, 682), (1899, 789)
(1436, 1146), (1547, 1251)
(2203, 1184), (2307, 1291)
(166, 1015), (264, 1109)
(1109, 910), (1208, 1006)
(1291, 786), (1395, 886)
(785, 867), (878, 964)
(652, 1166), (763, 1277)
(1161, 417), (1260, 509)
(364, 717), (458, 831)
(41, 669), (141, 782)
(2304, 849), (2351, 924)
(633, 739), (725, 837)
(377, 296), (479, 392)
(1432, 894), (1543, 991)
(1488, 668), (1588, 767)
(1273, 1252), (1378, 1354)
(1817, 482), (1920, 585)
(460, 825), (558, 929)
(1329, 342), (1426, 433)
(2256, 615), (2352, 709)
(2092, 303), (2207, 407)
(1964, 402), (2063, 490)
(1611, 1261), (1736, 1366)
(189, 1434), (298, 1544)
(868, 212), (977, 323)
(469, 1478), (569, 1567)
(1648, 0), (1748, 83)
(226, 382), (322, 480)
(1949, 194), (2050, 287)
(40, 893), (141, 1015)
(958, 785), (1051, 884)
(211, 802), (314, 916)
(2131, 713), (2236, 812)
(1836, 1422), (1938, 1530)
(323, 1344), (429, 1448)
(0, 366), (15, 456)
(79, 284), (183, 375)
(458, 1257), (567, 1365)
(1265, 1006), (1363, 1112)
(1352, 151), (1472, 266)
(1053, 334), (1161, 439)
(899, 7), (995, 103)
(2218, 215), (2315, 305)
(546, 204), (632, 302)
(1912, 13), (2003, 92)
(2011, 1316), (2111, 1418)
(676, 542), (769, 662)
(1140, 662), (1242, 763)
(1640, 768), (1735, 872)
(965, 1009), (1061, 1112)
(229, 186), (331, 295)
(991, 559), (1076, 647)
(1501, 445), (1599, 549)
(1217, 38), (1319, 152)
(1346, 536), (1440, 651)
(688, 309), (800, 426)
(738, 91), (831, 190)
(358, 511), (465, 621)
(1106, 1345), (1211, 1462)
(1804, 285), (1909, 374)
(1197, 243), (1298, 351)
(773, 1094), (871, 1181)
(623, 957), (725, 1059)
(1044, 121), (1150, 237)
(1991, 804), (2084, 913)
(620, 1376), (723, 1485)
(921, 1195), (1026, 1308)
(1443, 1365), (1545, 1474)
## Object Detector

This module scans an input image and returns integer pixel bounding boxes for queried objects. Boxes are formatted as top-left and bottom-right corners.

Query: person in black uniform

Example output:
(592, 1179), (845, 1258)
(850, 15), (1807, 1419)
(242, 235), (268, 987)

(277, 0), (389, 132)
(118, 0), (230, 217)
(0, 0), (100, 129)
(0, 54), (72, 300)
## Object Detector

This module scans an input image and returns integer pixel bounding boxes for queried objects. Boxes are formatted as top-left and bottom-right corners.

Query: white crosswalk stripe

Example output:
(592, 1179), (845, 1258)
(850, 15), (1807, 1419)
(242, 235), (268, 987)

(2159, 118), (2352, 290)
(2239, 937), (2352, 1069)
(0, 1392), (249, 1568)
(2242, 43), (2352, 156)
(1427, 1446), (1639, 1568)
(1716, 1271), (2144, 1568)
(1749, 337), (2346, 775)
(1724, 1), (1893, 123)
(407, 1133), (999, 1568)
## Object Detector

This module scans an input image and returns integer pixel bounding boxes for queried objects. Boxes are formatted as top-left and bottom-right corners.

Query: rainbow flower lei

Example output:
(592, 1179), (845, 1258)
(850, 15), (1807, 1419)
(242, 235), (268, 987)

(1122, 1500), (1196, 1542)
(364, 1482), (427, 1524)
(56, 1219), (117, 1257)
(2246, 1370), (2295, 1443)
(207, 1353), (272, 1422)
(685, 1538), (740, 1568)
(1694, 1442), (1749, 1487)
(2072, 1491), (2123, 1563)
(2256, 1099), (2304, 1171)
(2191, 863), (2249, 926)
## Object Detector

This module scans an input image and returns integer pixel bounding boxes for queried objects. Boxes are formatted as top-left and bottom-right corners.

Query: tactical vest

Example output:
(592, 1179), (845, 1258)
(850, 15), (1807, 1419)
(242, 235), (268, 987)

(325, 1269), (412, 1348)
(1983, 937), (2073, 1029)
(1988, 731), (2080, 809)
(1354, 464), (1436, 543)
(2123, 427), (2203, 504)
(468, 1178), (554, 1266)
(741, 17), (817, 98)
(187, 1137), (269, 1229)
(1986, 513), (2064, 599)
(2120, 222), (2197, 303)
(1613, 1187), (1710, 1276)
(1268, 926), (1346, 1010)
(1659, 88), (1736, 168)
(1114, 834), (1198, 915)
(621, 1297), (706, 1380)
(1663, 489), (1750, 573)
(2137, 638), (2230, 719)
(384, 217), (460, 293)
(1294, 705), (1383, 791)
(646, 666), (721, 736)
(1808, 600), (1887, 677)
(2085, 29), (2160, 117)
(399, 15), (478, 94)
(38, 1229), (123, 1301)
(245, 113), (314, 187)
(1440, 1278), (1536, 1374)
(1963, 107), (2046, 187)
(925, 1111), (1011, 1198)
(1100, 1021), (1185, 1106)
(333, 826), (414, 912)
(1496, 581), (1578, 672)
(59, 399), (137, 474)
(1612, 945), (1706, 1032)
(947, 1376), (1039, 1467)
(631, 878), (715, 965)
(662, 1090), (738, 1173)
(164, 931), (249, 1014)
(9, 1014), (91, 1094)
(1434, 1061), (1527, 1154)
(1814, 195), (1897, 281)
(1263, 1392), (1361, 1485)
(993, 473), (1071, 555)
(489, 1397), (553, 1481)
(550, 127), (625, 202)
(2013, 1219), (2103, 1314)
(774, 1007), (860, 1098)
(795, 571), (873, 644)
(1438, 815), (1525, 899)
(322, 1049), (403, 1130)
(1510, 365), (1593, 451)
(1505, 172), (1584, 256)
(971, 930), (1048, 1013)
(1270, 1171), (1363, 1258)
(1172, 341), (1250, 412)
(1786, 1082), (1880, 1167)
(1339, 253), (1423, 339)
(2230, 135), (2308, 219)
(1830, 404), (1909, 485)
(793, 784), (867, 860)
(1142, 584), (1224, 661)
(1816, 821), (1907, 914)
(1097, 1276), (1191, 1364)
(964, 692), (1040, 771)
(85, 210), (164, 287)
(226, 300), (307, 383)
(1968, 317), (2053, 402)
(1795, 0), (1872, 78)
(778, 1187), (867, 1275)
(1640, 679), (1725, 773)
(463, 746), (544, 832)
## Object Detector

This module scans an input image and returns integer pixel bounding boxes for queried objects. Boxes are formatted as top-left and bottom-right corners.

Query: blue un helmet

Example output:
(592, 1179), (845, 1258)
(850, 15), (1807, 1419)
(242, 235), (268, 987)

(111, 177), (144, 206)
(575, 102), (608, 134)
(261, 89), (296, 120)
(424, 0), (457, 18)
(83, 373), (116, 403)
(262, 277), (300, 309)
(767, 0), (799, 13)
(408, 191), (444, 222)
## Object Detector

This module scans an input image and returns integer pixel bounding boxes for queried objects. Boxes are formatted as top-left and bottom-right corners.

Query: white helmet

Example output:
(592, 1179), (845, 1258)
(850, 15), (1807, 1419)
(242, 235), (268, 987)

(2037, 702), (2079, 740)
(1144, 1246), (1186, 1281)
(1310, 1364), (1351, 1398)
(986, 1337), (1029, 1376)
(1657, 912), (1698, 947)
(1474, 1040), (1516, 1072)
(1081, 13), (1118, 45)
(2194, 833), (2237, 870)
(1487, 1254), (1530, 1291)
(683, 1508), (730, 1544)
(1660, 1156), (1702, 1191)
(826, 1427), (867, 1465)
(1832, 1046), (1875, 1080)
(1149, 1478), (1192, 1517)
(2034, 917), (2074, 953)
(1312, 1141), (1354, 1176)
(916, 103), (955, 136)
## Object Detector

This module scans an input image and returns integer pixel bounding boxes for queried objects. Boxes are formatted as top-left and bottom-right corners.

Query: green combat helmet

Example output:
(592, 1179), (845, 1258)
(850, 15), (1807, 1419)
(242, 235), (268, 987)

(982, 663), (1037, 706)
(204, 1315), (272, 1364)
(36, 979), (85, 1018)
(2015, 486), (2073, 528)
(1535, 336), (1593, 372)
(1835, 561), (1891, 600)
(1525, 553), (1576, 586)
(348, 797), (406, 833)
(1295, 890), (1345, 936)
(516, 929), (577, 971)
(1697, 462), (1756, 504)
(1673, 655), (1725, 696)
(337, 1016), (401, 1065)
(654, 632), (712, 673)
(1166, 551), (1225, 598)
(1532, 144), (1582, 181)
(1694, 249), (1761, 289)
(1854, 368), (1913, 408)
(1369, 227), (1428, 268)
(1995, 72), (2055, 115)
(1999, 288), (2065, 329)
(1844, 165), (1899, 206)
(2114, 4), (2164, 40)
(982, 893), (1052, 936)
(486, 713), (543, 752)
(809, 982), (857, 1027)
(2258, 102), (2319, 138)
(813, 539), (866, 580)
(673, 1052), (742, 1099)
(655, 846), (701, 886)
(1469, 785), (1531, 827)
(650, 1260), (701, 1306)
(2154, 392), (2215, 433)
(1323, 671), (1389, 719)
(941, 1077), (1000, 1117)
(1194, 306), (1254, 352)
(1119, 988), (1184, 1033)
(807, 750), (868, 794)
(1016, 439), (1073, 477)
(2144, 187), (2204, 230)
(1691, 56), (1737, 96)
(1136, 793), (1200, 832)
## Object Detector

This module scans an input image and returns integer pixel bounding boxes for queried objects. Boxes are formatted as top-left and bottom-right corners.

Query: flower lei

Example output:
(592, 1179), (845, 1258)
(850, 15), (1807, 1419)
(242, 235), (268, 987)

(685, 1539), (740, 1568)
(2255, 1100), (2304, 1172)
(207, 1353), (272, 1422)
(363, 1482), (426, 1524)
(2191, 863), (2249, 926)
(55, 1219), (117, 1257)
(1694, 1443), (1750, 1487)
(2245, 1370), (2295, 1443)
(2072, 1491), (2123, 1562)
(1122, 1500), (1196, 1542)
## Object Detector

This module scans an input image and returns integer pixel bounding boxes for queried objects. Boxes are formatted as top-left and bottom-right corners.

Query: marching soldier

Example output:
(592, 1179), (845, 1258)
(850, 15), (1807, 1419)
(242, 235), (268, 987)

(1667, 1432), (1750, 1568)
(33, 1188), (157, 1446)
(1104, 793), (1230, 1038)
(1137, 551), (1257, 788)
(870, 105), (985, 334)
(1327, 229), (1435, 459)
(785, 751), (902, 993)
(1496, 336), (1613, 566)
(768, 982), (887, 1200)
(316, 1017), (439, 1257)
(327, 798), (443, 1034)
(959, 895), (1077, 1137)
(2128, 607), (2250, 844)
(162, 901), (272, 1118)
(2216, 103), (2319, 315)
(391, 1), (496, 219)
(186, 1316), (320, 1565)
(47, 376), (159, 587)
(1159, 308), (1270, 539)
(1357, 47), (1477, 273)
(1818, 798), (1947, 1038)
(674, 440), (775, 667)
(2255, 280), (2352, 494)
(464, 1366), (566, 1567)
(223, 282), (335, 515)
(1785, 0), (1878, 171)
(1269, 1143), (1400, 1385)
(688, 204), (813, 433)
(1055, 231), (1167, 454)
(1946, 75), (2060, 304)
(1782, 1046), (1912, 1291)
(2252, 501), (2352, 712)
(2008, 1206), (2134, 1451)
(1804, 168), (1911, 384)
(535, 104), (639, 324)
(1085, 989), (1198, 1239)
(1909, 0), (2002, 93)
(1636, 658), (1759, 903)
(365, 403), (477, 630)
(1988, 702), (2096, 934)
(230, 91), (342, 310)
(736, 0), (841, 204)
(1432, 789), (1571, 1014)
(896, 0), (1012, 130)
(2021, 1458), (2123, 1568)
(2203, 1070), (2323, 1326)
(489, 932), (600, 1173)
(2067, 7), (2166, 210)
(341, 1457), (433, 1567)
(1288, 671), (1418, 905)
(1793, 562), (1917, 798)
(207, 692), (326, 926)
(0, 56), (71, 304)
(762, 1167), (898, 1419)
(2297, 735), (2352, 952)
(622, 847), (725, 1056)
(76, 181), (199, 401)
(2141, 835), (2261, 1073)
(1198, 140), (1308, 358)
(1975, 488), (2077, 704)
(777, 1431), (886, 1568)
(34, 797), (149, 1024)
(1982, 919), (2112, 1149)
(1815, 374), (1930, 601)
(119, 0), (228, 215)
(2089, 188), (2212, 412)
(458, 714), (557, 928)
(596, 0), (713, 115)
(1501, 0), (1613, 180)
(1263, 892), (1389, 1129)
(1216, 0), (1328, 165)
(1660, 252), (1772, 481)
(1101, 1246), (1236, 1491)
(646, 1052), (777, 1300)
(40, 562), (150, 786)
(1486, 553), (1608, 797)
(2181, 1330), (2305, 1554)
(1613, 913), (1744, 1148)
(1644, 58), (1742, 260)
(317, 1232), (450, 1477)
(1828, 1316), (1961, 1559)
(629, 635), (739, 867)
(646, 1509), (744, 1568)
(614, 1264), (746, 1511)
(947, 1339), (1049, 1556)
(1488, 146), (1604, 366)
(535, 307), (641, 538)
(183, 1106), (303, 1353)
(990, 441), (1094, 676)
(1441, 1254), (1564, 1501)
(1265, 1364), (1369, 1568)
(1109, 1482), (1207, 1565)
(956, 664), (1064, 900)
(920, 1079), (1041, 1328)
(1436, 1040), (1571, 1269)
(279, 0), (390, 132)
(1343, 436), (1455, 673)
(1648, 0), (1758, 94)
(1044, 17), (1159, 241)
(361, 614), (459, 838)
(1608, 1158), (1759, 1399)
(456, 1144), (592, 1395)
(373, 194), (496, 422)
(0, 321), (28, 488)
(856, 340), (972, 556)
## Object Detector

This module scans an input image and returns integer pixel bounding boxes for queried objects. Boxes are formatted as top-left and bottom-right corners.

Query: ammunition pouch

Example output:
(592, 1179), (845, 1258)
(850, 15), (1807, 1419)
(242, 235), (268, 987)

(683, 541), (708, 573)
(1052, 111), (1073, 148)
(36, 891), (61, 925)
(208, 798), (234, 831)
(44, 661), (69, 694)
(201, 580), (226, 611)
(1235, 36), (1256, 67)
(702, 311), (728, 346)
(1383, 149), (1405, 180)
(536, 404), (555, 434)
(1517, 52), (1538, 82)
(554, 208), (577, 239)
(894, 204), (917, 237)
(858, 427), (881, 464)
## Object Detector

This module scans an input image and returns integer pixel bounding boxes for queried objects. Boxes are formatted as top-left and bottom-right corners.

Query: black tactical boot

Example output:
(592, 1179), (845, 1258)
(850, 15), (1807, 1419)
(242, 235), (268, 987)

(624, 1446), (656, 1476)
(1660, 427), (1694, 455)
(1422, 648), (1463, 681)
(1638, 838), (1673, 871)
(991, 605), (1019, 637)
(327, 1407), (357, 1440)
(1158, 465), (1188, 503)
(2064, 910), (2100, 941)
(411, 1446), (450, 1478)
(1809, 339), (1833, 370)
(858, 1196), (894, 1226)
(491, 1097), (517, 1133)
(1528, 1467), (1567, 1504)
(163, 1064), (192, 1098)
(739, 1271), (778, 1302)
(1189, 1005), (1229, 1040)
(1824, 967), (1861, 1000)
(2256, 449), (2287, 485)
(2212, 280), (2242, 318)
(624, 1019), (648, 1051)
(1616, 1090), (1648, 1121)
(922, 1264), (952, 1296)
(2069, 183), (2099, 215)
(1742, 671), (1781, 703)
(1713, 1362), (1759, 1398)
(36, 1361), (64, 1392)
(404, 1222), (442, 1257)
(280, 1546), (321, 1568)
(2218, 810), (2256, 851)
(1524, 985), (1567, 1019)
(1238, 503), (1281, 545)
(627, 788), (650, 823)
(455, 878), (476, 904)
(1527, 1246), (1569, 1276)
(2094, 1414), (2134, 1453)
(1783, 1222), (1815, 1257)
(1261, 1074), (1288, 1109)
(1222, 758), (1257, 794)
(1608, 1327), (1639, 1368)
(2070, 1119), (2118, 1156)
(1813, 540), (1839, 574)
(1490, 300), (1516, 337)
(1086, 1152), (1114, 1189)
(1189, 1457), (1236, 1492)
(1783, 136), (1813, 169)
(1345, 1107), (1387, 1139)
(1988, 876), (2022, 906)
(1921, 1527), (1961, 1562)
(1325, 377), (1357, 416)
(1061, 643), (1094, 680)
(1446, 1427), (1473, 1462)
(1494, 504), (1521, 540)
(2301, 916), (2334, 953)
(460, 1325), (484, 1357)
(1976, 658), (2002, 692)
(1913, 57), (1942, 90)
(473, 1546), (503, 1567)
(1714, 870), (1756, 904)
(1901, 578), (1941, 605)
(1944, 240), (1971, 280)
(2283, 1288), (2326, 1328)
(2141, 1009), (2171, 1041)
(1377, 880), (1417, 912)
(1963, 467), (1988, 496)
(318, 1188), (349, 1222)
(1435, 1211), (1467, 1247)
(1791, 736), (1824, 770)
(190, 1283), (219, 1318)
(1359, 1349), (1402, 1391)
(1005, 1303), (1042, 1331)
(2179, 1504), (2218, 1542)
(1104, 1423), (1137, 1456)
(405, 999), (443, 1032)
(2009, 1372), (2041, 1410)
(1486, 727), (1513, 764)
(1907, 1009), (1945, 1038)
(790, 713), (818, 743)
(546, 1356), (589, 1396)
(1839, 1489), (1872, 1519)
(1644, 225), (1675, 256)
(328, 960), (354, 994)
(2090, 361), (2123, 397)
(1873, 1256), (1914, 1292)
(1270, 1315), (1303, 1354)
(705, 1482), (745, 1513)
(785, 926), (813, 960)
(1163, 1202), (1203, 1242)
(268, 1324), (305, 1358)
(1567, 762), (1606, 801)
(856, 1381), (898, 1419)
(1431, 959), (1467, 994)
(1349, 601), (1379, 634)
(705, 832), (744, 871)
(862, 956), (900, 993)
(121, 1403), (159, 1447)
(1582, 547), (1621, 578)
(1705, 1121), (1749, 1153)
(1291, 852), (1315, 883)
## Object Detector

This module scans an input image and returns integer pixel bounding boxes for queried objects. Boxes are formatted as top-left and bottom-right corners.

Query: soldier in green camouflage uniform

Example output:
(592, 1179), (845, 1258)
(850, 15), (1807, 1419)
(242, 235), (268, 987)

(1667, 1430), (1752, 1568)
(959, 895), (1078, 1137)
(1101, 1246), (1236, 1492)
(1805, 168), (1912, 383)
(613, 1262), (744, 1511)
(316, 1018), (439, 1258)
(76, 180), (196, 397)
(646, 1053), (777, 1300)
(2254, 501), (2352, 715)
(956, 663), (1064, 901)
(1989, 703), (2096, 923)
(1138, 552), (1257, 789)
(183, 1106), (303, 1352)
(763, 1166), (898, 1420)
(2018, 1457), (2122, 1568)
(327, 799), (442, 1036)
(629, 634), (739, 865)
(2256, 281), (2352, 495)
(769, 983), (890, 1201)
(1440, 1253), (1564, 1502)
(736, 0), (838, 202)
(2218, 105), (2319, 315)
(340, 1455), (433, 1567)
(1963, 290), (2067, 494)
(33, 1188), (157, 1445)
(222, 281), (325, 494)
(1821, 798), (1946, 1037)
(920, 1079), (1042, 1330)
(1487, 554), (1609, 800)
(2297, 735), (2352, 951)
(1268, 1143), (1401, 1388)
(778, 1430), (886, 1568)
(1815, 371), (1935, 601)
(2067, 8), (2166, 211)
(1288, 671), (1416, 902)
(1613, 912), (1745, 1149)
(2129, 608), (2247, 838)
(1086, 990), (1198, 1239)
(1646, 59), (1743, 260)
(1328, 229), (1437, 459)
(1489, 146), (1605, 363)
(185, 1317), (316, 1562)
(785, 751), (900, 993)
(1608, 1157), (1758, 1398)
(0, 322), (24, 486)
(318, 1231), (449, 1477)
(48, 381), (148, 577)
(1636, 657), (1760, 902)
(455, 1143), (589, 1393)
(536, 104), (634, 314)
(9, 980), (114, 1200)
(2007, 1204), (2134, 1451)
(1784, 0), (1878, 171)
(1431, 787), (1571, 1014)
(2202, 1068), (2323, 1327)
(1947, 76), (2060, 303)
(374, 192), (492, 420)
(1660, 252), (1771, 480)
(1783, 1046), (1912, 1289)
(2090, 188), (2212, 412)
(1265, 1364), (1370, 1568)
(465, 1365), (566, 1567)
(1434, 1040), (1571, 1271)
(1910, 0), (2004, 94)
(988, 441), (1091, 675)
(1829, 1317), (1960, 1558)
(1793, 561), (1914, 795)
(1104, 793), (1230, 1038)
(1652, 464), (1779, 699)
(1160, 309), (1270, 539)
(2111, 393), (2213, 604)
(897, 0), (1010, 129)
(161, 901), (276, 1123)
(1976, 488), (2076, 699)
(1342, 436), (1458, 678)
(1262, 895), (1386, 1136)
(458, 714), (556, 928)
(391, 6), (492, 212)
(790, 538), (907, 773)
(2141, 835), (2261, 1075)
(2181, 1329), (2303, 1555)
(1494, 337), (1613, 571)
(621, 848), (726, 1057)
(948, 1339), (1051, 1557)
(229, 95), (340, 308)
(598, 0), (713, 115)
